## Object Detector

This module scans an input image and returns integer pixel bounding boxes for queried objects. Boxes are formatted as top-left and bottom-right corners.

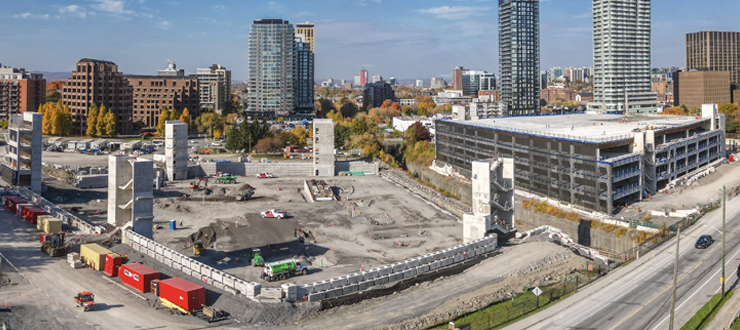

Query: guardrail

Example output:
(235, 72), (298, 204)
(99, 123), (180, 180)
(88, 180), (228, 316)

(13, 186), (106, 235)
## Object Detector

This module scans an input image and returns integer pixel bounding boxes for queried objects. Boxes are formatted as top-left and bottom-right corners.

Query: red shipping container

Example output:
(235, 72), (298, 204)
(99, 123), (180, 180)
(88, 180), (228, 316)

(5, 197), (26, 212)
(119, 263), (160, 293)
(16, 204), (32, 218)
(23, 206), (45, 224)
(159, 278), (206, 312)
(103, 253), (127, 277)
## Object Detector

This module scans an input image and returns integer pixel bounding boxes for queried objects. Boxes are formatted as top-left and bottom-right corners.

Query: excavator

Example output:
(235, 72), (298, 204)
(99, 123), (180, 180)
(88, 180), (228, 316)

(193, 240), (204, 256)
(74, 291), (96, 311)
(190, 178), (208, 190)
(41, 232), (67, 257)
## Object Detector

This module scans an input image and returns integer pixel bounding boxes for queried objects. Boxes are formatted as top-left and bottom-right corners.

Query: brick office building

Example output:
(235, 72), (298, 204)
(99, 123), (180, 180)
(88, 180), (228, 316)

(62, 59), (133, 135)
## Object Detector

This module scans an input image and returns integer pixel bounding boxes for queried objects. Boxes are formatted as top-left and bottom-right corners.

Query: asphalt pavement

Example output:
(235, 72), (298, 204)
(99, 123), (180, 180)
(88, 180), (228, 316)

(505, 192), (740, 330)
(0, 207), (228, 330)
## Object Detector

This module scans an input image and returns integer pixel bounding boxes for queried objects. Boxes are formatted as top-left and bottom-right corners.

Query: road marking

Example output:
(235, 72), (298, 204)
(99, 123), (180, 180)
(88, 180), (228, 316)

(649, 247), (740, 330)
(608, 226), (740, 330)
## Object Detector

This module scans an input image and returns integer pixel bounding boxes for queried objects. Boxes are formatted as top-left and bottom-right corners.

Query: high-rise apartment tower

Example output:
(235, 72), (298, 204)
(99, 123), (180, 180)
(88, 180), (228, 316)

(499, 0), (540, 115)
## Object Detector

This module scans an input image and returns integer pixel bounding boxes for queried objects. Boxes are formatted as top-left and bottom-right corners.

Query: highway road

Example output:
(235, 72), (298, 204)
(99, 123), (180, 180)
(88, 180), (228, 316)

(505, 192), (740, 330)
(0, 207), (229, 330)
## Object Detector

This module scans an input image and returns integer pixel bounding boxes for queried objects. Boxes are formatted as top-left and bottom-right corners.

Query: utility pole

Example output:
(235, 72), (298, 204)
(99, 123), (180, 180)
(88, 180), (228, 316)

(722, 185), (727, 298)
(669, 225), (680, 330)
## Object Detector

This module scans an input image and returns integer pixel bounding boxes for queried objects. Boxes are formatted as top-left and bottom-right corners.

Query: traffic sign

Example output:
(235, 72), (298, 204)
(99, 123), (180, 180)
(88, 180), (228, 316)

(532, 287), (542, 296)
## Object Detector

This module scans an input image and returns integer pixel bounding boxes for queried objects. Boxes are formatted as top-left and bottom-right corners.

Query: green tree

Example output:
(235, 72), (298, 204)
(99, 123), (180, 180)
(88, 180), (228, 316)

(180, 107), (191, 132)
(86, 104), (99, 137)
(169, 109), (181, 121)
(194, 111), (224, 139)
(276, 117), (285, 123)
(105, 111), (117, 137)
(291, 126), (309, 147)
(59, 104), (73, 136)
(157, 107), (170, 136)
(726, 120), (740, 134)
(719, 103), (739, 116)
(339, 100), (359, 118)
(334, 124), (351, 149)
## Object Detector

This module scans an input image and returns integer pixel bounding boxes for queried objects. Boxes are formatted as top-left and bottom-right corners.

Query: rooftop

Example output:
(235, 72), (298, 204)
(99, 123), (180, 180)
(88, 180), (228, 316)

(440, 114), (709, 144)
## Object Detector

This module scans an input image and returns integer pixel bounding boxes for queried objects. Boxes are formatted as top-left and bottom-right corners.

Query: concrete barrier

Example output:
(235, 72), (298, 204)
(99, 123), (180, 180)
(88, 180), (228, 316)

(342, 284), (359, 295)
(362, 269), (378, 281)
(330, 277), (347, 289)
(378, 266), (392, 276)
(358, 280), (375, 291)
(308, 292), (326, 302)
(402, 268), (416, 279)
(391, 263), (406, 273)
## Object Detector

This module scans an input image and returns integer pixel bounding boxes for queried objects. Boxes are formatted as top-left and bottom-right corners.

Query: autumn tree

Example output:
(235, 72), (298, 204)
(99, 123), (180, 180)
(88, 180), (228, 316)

(96, 105), (109, 136)
(339, 100), (359, 118)
(254, 137), (285, 154)
(104, 111), (117, 137)
(41, 103), (54, 134)
(86, 104), (99, 137)
(408, 121), (432, 142)
(59, 104), (73, 136)
(157, 107), (170, 136)
(194, 111), (225, 139)
(180, 107), (191, 132)
(291, 126), (309, 147)
(169, 109), (181, 121)
(661, 106), (686, 116)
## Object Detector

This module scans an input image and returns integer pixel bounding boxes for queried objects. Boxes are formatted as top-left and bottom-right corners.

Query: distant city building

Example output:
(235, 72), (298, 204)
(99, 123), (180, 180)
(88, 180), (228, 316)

(589, 0), (656, 113)
(189, 64), (232, 114)
(363, 82), (395, 108)
(478, 90), (500, 101)
(452, 66), (464, 91)
(157, 60), (185, 77)
(674, 71), (731, 111)
(576, 92), (594, 103)
(540, 71), (548, 89)
(397, 99), (417, 107)
(343, 82), (353, 90)
(686, 31), (740, 84)
(389, 77), (396, 86)
(0, 65), (45, 120)
(62, 58), (133, 135)
(540, 87), (577, 103)
(294, 34), (315, 118)
(430, 77), (446, 89)
(359, 69), (369, 86)
(295, 21), (315, 53)
(129, 66), (199, 129)
(392, 116), (435, 135)
(372, 75), (383, 83)
(249, 19), (295, 116)
(461, 70), (496, 97)
(353, 75), (361, 87)
(415, 79), (424, 88)
(550, 67), (563, 79)
(433, 90), (471, 106)
(499, 0), (540, 115)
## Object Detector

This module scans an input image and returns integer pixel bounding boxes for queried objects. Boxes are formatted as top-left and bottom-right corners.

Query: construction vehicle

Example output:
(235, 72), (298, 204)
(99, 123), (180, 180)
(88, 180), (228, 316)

(193, 241), (204, 256)
(251, 248), (265, 267)
(41, 232), (67, 257)
(260, 259), (308, 282)
(215, 176), (237, 184)
(190, 178), (208, 190)
(74, 291), (96, 311)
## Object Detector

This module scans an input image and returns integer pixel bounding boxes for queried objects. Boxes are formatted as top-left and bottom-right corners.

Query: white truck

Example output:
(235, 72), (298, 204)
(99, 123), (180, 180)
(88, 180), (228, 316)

(260, 259), (309, 282)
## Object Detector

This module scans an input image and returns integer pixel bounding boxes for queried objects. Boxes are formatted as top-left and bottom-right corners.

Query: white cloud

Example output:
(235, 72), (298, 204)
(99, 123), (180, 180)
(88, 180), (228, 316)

(156, 20), (171, 30)
(92, 0), (130, 14)
(214, 4), (225, 10)
(59, 4), (94, 18)
(296, 11), (313, 17)
(59, 5), (79, 13)
(268, 1), (280, 10)
(13, 13), (49, 19)
(416, 6), (492, 20)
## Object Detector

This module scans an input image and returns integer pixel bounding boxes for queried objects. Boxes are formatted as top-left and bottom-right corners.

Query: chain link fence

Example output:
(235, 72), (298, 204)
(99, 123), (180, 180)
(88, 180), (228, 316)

(437, 262), (607, 330)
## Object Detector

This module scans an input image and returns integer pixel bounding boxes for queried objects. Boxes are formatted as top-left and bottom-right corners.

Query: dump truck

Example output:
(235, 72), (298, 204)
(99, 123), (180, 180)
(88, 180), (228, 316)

(215, 176), (237, 184)
(260, 259), (308, 282)
(41, 232), (67, 257)
(194, 241), (204, 256)
(74, 291), (96, 311)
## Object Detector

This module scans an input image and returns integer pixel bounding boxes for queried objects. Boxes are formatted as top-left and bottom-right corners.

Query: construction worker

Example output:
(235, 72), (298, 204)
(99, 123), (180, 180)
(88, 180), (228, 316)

(179, 219), (183, 228)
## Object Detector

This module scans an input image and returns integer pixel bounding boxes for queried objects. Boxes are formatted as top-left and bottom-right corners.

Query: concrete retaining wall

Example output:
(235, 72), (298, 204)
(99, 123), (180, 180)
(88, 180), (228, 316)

(75, 174), (109, 188)
(515, 203), (637, 255)
(406, 162), (472, 204)
(335, 160), (379, 174)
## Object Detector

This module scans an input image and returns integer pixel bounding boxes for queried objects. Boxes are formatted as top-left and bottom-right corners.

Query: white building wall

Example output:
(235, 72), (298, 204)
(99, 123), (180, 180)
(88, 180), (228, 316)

(313, 119), (335, 176)
(165, 121), (188, 180)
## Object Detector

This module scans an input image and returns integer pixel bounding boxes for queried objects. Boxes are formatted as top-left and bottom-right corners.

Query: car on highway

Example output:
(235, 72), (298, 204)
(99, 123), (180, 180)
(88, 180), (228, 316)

(261, 210), (285, 219)
(695, 235), (713, 249)
(256, 173), (274, 178)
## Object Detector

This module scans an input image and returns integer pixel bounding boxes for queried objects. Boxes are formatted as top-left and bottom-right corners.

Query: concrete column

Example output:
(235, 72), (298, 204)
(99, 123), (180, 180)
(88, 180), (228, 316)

(570, 144), (576, 205)
(165, 121), (188, 181)
(313, 119), (335, 176)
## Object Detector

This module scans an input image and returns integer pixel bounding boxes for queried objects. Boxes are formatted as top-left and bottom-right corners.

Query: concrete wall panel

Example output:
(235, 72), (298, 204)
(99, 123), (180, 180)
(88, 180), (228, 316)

(326, 288), (343, 299)
(342, 284), (359, 295)
(375, 276), (389, 285)
(358, 280), (375, 291)
(308, 292), (326, 301)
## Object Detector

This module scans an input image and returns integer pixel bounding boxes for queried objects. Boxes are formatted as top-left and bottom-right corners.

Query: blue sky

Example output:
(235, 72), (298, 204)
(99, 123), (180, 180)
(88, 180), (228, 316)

(1, 0), (738, 81)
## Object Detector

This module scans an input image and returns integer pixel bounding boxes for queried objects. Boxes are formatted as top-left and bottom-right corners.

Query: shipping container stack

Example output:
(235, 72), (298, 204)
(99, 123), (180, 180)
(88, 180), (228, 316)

(159, 278), (206, 312)
(119, 263), (160, 293)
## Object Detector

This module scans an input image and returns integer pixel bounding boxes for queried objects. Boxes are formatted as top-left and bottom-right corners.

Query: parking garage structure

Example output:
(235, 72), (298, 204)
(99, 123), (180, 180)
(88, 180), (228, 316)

(434, 106), (725, 214)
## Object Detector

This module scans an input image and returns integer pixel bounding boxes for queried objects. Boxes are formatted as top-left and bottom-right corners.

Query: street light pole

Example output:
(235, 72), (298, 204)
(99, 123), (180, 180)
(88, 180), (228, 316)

(669, 225), (680, 330)
(722, 185), (726, 299)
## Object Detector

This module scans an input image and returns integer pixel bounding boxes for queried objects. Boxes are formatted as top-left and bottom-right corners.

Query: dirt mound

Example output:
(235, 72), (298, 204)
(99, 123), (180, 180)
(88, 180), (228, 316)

(187, 221), (229, 247)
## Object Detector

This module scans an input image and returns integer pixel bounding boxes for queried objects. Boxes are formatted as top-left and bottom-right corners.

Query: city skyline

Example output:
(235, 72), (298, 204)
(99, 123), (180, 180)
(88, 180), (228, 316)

(1, 0), (738, 81)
